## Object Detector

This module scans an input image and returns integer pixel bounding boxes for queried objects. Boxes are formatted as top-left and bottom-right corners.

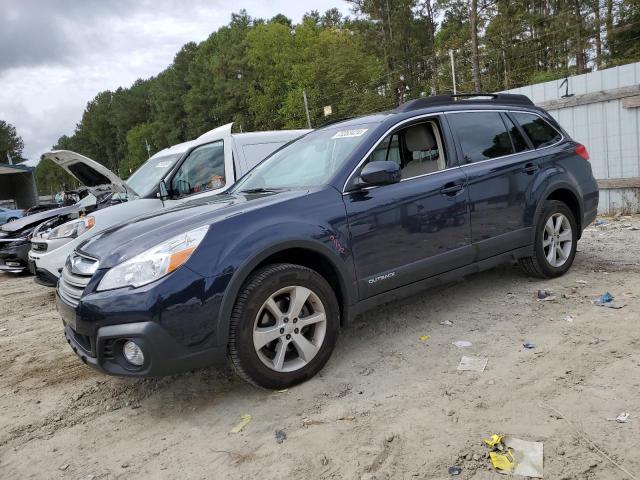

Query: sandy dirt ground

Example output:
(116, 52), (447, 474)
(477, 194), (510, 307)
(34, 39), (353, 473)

(1, 215), (639, 480)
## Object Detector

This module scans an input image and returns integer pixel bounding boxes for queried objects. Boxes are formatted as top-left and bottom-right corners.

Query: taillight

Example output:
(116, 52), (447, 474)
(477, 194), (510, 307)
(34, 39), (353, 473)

(575, 144), (589, 161)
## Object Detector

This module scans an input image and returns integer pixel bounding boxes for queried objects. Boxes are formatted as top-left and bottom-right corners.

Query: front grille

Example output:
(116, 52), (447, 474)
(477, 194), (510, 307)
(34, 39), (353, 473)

(32, 242), (47, 252)
(57, 253), (98, 308)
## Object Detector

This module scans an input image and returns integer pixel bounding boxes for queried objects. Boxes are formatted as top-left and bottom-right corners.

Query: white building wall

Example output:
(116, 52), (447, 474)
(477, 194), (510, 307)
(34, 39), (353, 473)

(501, 62), (640, 214)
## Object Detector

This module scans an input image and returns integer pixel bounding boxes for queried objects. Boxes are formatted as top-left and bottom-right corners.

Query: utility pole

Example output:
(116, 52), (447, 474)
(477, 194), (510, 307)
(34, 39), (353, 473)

(449, 49), (457, 95)
(302, 89), (312, 129)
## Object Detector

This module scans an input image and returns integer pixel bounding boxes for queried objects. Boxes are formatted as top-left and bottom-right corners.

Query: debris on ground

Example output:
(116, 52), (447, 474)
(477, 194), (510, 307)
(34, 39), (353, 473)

(483, 434), (543, 478)
(419, 335), (430, 341)
(594, 219), (608, 226)
(576, 279), (588, 284)
(452, 340), (472, 348)
(457, 356), (488, 372)
(275, 430), (287, 444)
(522, 341), (536, 349)
(536, 289), (553, 299)
(440, 320), (454, 327)
(595, 292), (625, 309)
(448, 466), (462, 475)
(607, 412), (630, 423)
(229, 414), (252, 433)
(564, 315), (574, 322)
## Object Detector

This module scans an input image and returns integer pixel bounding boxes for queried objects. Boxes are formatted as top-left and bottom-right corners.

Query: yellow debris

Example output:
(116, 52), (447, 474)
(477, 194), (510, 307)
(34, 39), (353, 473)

(419, 335), (430, 341)
(483, 434), (503, 448)
(229, 414), (252, 433)
(489, 450), (515, 472)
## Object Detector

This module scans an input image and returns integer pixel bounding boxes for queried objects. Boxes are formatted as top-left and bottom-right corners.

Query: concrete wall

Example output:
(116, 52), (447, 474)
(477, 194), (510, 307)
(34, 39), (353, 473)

(501, 62), (640, 214)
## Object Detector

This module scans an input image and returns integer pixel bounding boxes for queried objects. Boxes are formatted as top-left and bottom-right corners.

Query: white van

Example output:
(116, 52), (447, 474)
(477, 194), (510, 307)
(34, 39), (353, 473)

(29, 123), (309, 285)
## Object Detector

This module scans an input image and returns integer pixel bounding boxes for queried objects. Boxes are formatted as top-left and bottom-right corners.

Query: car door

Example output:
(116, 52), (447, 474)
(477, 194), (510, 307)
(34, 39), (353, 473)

(164, 139), (235, 208)
(446, 110), (541, 261)
(344, 116), (472, 299)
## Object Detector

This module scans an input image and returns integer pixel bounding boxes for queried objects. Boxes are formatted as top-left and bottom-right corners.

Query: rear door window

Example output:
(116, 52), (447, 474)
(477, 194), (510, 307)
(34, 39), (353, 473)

(513, 112), (562, 148)
(447, 112), (514, 163)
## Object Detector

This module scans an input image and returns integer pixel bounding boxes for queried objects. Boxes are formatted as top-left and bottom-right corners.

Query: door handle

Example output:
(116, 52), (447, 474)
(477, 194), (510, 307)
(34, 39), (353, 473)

(523, 163), (539, 174)
(440, 183), (464, 196)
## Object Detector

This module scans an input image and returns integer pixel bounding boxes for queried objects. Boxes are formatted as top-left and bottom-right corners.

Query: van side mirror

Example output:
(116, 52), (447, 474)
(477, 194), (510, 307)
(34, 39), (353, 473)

(359, 161), (401, 187)
(158, 179), (169, 201)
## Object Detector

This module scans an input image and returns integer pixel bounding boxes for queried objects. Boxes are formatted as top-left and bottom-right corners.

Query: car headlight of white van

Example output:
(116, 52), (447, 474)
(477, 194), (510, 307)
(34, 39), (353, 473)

(97, 225), (209, 291)
(48, 216), (95, 240)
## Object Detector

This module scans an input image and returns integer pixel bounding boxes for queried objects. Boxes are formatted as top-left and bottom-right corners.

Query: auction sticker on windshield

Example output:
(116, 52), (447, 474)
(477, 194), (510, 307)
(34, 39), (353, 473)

(332, 129), (368, 139)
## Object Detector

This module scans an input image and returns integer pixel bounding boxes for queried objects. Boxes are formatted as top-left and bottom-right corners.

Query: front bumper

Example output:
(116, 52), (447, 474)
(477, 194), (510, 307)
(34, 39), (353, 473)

(62, 321), (226, 377)
(56, 266), (231, 377)
(0, 242), (30, 273)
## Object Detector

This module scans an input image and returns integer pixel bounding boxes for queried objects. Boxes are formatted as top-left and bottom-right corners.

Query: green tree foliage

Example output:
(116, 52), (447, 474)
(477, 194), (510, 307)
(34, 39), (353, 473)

(35, 2), (640, 195)
(122, 122), (156, 177)
(0, 120), (25, 164)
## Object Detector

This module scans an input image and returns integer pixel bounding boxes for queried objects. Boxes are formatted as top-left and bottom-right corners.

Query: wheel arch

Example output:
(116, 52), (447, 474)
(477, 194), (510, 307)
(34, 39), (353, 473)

(543, 185), (583, 234)
(217, 240), (356, 346)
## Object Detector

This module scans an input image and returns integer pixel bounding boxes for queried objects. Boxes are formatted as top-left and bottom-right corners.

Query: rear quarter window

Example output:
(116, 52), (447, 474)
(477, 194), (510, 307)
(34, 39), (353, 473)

(513, 112), (562, 148)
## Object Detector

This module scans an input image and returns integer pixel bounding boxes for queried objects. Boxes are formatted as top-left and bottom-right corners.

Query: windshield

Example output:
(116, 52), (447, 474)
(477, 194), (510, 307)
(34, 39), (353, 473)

(232, 123), (378, 191)
(125, 153), (182, 196)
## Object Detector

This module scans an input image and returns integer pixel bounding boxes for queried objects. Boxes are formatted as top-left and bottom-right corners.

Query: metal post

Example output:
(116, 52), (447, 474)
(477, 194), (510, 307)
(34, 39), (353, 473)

(303, 89), (312, 129)
(449, 49), (457, 95)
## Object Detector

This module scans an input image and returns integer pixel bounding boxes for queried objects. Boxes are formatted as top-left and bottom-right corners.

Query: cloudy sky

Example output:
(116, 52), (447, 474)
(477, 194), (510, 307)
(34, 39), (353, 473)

(0, 0), (351, 166)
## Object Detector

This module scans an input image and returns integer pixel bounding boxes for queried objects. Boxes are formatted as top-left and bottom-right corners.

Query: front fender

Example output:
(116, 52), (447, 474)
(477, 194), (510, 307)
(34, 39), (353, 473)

(213, 234), (357, 345)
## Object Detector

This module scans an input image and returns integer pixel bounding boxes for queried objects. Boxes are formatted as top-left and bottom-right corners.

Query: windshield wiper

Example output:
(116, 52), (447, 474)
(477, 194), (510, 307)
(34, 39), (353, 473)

(239, 187), (284, 194)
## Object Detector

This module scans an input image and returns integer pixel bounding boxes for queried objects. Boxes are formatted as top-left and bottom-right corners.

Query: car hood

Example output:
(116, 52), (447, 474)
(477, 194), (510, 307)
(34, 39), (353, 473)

(78, 189), (314, 268)
(0, 204), (82, 234)
(41, 150), (135, 196)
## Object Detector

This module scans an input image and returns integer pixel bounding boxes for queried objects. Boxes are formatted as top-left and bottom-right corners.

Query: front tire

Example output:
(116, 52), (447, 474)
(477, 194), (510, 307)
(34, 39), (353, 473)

(228, 263), (339, 389)
(519, 200), (578, 278)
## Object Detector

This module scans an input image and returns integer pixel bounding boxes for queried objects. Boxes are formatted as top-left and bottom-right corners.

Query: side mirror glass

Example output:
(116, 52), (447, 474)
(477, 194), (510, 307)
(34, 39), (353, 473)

(359, 161), (401, 187)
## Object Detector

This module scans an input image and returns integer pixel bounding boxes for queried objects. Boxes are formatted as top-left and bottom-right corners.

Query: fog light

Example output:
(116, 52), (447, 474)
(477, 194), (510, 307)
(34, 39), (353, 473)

(123, 340), (145, 366)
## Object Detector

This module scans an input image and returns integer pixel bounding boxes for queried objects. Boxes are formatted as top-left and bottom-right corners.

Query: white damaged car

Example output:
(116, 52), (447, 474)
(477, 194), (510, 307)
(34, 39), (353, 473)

(28, 123), (309, 285)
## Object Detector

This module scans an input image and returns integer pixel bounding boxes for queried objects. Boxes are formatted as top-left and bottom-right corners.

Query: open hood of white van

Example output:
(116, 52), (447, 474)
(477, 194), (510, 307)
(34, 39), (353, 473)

(41, 150), (137, 196)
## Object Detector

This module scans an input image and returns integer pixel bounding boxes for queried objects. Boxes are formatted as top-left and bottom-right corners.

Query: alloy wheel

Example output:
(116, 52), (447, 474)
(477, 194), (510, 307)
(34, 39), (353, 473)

(253, 285), (327, 372)
(542, 213), (573, 267)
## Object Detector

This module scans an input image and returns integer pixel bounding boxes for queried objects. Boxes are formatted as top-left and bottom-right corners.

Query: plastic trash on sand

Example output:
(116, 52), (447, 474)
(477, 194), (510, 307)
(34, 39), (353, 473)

(419, 335), (430, 341)
(522, 341), (536, 349)
(457, 356), (487, 372)
(595, 292), (625, 309)
(229, 414), (252, 433)
(607, 412), (630, 423)
(452, 340), (472, 348)
(483, 434), (543, 477)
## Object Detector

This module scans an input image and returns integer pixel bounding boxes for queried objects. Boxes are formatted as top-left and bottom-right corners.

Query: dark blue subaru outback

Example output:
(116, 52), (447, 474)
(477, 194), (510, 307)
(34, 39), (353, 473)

(57, 94), (598, 389)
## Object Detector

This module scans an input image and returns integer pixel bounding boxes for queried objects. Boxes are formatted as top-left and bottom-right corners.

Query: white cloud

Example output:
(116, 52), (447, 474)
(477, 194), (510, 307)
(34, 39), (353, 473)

(0, 0), (351, 165)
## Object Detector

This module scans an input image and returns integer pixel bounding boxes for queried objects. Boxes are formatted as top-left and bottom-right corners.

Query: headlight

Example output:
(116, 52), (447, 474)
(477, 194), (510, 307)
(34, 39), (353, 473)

(97, 225), (209, 291)
(48, 216), (95, 240)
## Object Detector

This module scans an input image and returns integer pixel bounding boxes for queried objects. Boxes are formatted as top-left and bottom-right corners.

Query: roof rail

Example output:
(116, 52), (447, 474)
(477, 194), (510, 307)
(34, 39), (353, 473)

(395, 93), (534, 112)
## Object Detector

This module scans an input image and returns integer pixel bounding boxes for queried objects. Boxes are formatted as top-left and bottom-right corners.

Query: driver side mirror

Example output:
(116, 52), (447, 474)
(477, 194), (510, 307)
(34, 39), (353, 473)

(359, 161), (401, 187)
(158, 179), (170, 201)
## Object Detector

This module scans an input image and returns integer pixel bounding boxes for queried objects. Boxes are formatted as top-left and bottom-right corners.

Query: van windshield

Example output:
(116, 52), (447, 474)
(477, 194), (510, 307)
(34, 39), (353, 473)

(232, 123), (378, 191)
(125, 153), (182, 197)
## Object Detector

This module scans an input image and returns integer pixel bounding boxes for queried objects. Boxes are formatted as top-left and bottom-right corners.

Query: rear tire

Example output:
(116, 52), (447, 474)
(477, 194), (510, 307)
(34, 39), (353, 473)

(228, 263), (339, 389)
(519, 200), (578, 278)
